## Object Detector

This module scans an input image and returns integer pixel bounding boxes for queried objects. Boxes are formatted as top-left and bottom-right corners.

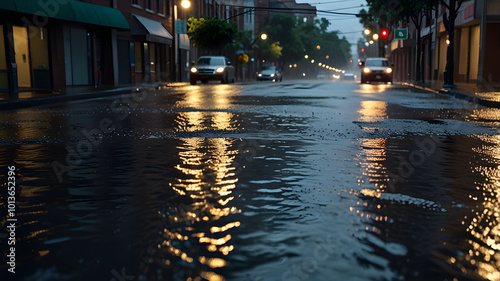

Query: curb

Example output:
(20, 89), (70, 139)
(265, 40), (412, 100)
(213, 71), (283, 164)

(438, 89), (500, 108)
(398, 82), (500, 109)
(0, 83), (184, 111)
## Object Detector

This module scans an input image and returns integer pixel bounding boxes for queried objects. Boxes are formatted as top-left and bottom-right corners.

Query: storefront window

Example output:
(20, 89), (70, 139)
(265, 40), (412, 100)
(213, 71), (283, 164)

(29, 27), (51, 88)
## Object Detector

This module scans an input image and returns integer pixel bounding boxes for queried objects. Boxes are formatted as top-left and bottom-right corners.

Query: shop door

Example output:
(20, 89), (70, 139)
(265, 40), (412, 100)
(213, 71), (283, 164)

(117, 40), (131, 84)
(13, 26), (31, 88)
(64, 27), (90, 86)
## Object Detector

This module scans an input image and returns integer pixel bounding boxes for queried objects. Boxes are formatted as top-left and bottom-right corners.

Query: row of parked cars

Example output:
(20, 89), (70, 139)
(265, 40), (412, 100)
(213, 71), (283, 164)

(189, 56), (282, 85)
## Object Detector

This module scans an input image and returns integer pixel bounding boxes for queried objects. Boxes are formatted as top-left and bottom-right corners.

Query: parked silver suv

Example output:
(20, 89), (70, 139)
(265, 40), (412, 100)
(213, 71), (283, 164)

(190, 56), (235, 85)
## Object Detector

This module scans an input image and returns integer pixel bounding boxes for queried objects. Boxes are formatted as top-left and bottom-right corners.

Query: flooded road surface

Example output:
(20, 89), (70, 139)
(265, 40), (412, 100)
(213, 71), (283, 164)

(1, 81), (500, 280)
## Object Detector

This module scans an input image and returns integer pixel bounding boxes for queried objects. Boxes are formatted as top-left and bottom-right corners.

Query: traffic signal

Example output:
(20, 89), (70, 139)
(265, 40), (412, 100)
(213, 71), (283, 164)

(381, 29), (389, 40)
(361, 48), (365, 53)
(238, 54), (249, 64)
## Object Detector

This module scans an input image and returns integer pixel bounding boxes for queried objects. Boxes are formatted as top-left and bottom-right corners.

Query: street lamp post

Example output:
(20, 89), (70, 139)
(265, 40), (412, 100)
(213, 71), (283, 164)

(249, 33), (268, 47)
(247, 33), (267, 81)
(173, 0), (191, 82)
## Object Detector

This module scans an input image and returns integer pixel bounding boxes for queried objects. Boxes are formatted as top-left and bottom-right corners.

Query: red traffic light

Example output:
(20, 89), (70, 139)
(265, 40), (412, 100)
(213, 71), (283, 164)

(361, 48), (365, 52)
(381, 29), (389, 40)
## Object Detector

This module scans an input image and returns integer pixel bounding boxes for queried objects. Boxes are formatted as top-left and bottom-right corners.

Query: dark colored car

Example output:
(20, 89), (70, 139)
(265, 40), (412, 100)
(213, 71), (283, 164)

(342, 72), (356, 81)
(257, 66), (282, 82)
(190, 56), (235, 85)
(360, 57), (393, 84)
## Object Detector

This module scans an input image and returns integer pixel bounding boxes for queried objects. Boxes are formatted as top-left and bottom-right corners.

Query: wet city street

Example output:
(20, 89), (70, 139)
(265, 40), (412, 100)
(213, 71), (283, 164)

(1, 80), (500, 281)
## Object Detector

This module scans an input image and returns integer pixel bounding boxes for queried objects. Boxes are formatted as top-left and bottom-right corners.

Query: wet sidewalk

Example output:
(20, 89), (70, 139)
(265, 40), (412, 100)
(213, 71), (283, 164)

(400, 80), (500, 108)
(0, 83), (189, 111)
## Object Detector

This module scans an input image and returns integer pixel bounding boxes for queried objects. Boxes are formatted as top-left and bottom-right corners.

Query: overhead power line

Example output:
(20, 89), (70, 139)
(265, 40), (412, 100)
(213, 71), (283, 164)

(228, 5), (361, 16)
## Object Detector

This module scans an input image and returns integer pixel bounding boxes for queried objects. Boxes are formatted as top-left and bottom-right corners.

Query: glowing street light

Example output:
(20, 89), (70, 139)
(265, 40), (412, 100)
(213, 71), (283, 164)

(372, 34), (379, 40)
(260, 33), (268, 40)
(364, 29), (371, 35)
(181, 0), (191, 8)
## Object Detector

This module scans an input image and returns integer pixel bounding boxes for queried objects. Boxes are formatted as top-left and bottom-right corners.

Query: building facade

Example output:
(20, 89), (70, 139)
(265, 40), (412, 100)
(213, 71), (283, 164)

(388, 0), (500, 87)
(0, 0), (130, 96)
(0, 0), (315, 97)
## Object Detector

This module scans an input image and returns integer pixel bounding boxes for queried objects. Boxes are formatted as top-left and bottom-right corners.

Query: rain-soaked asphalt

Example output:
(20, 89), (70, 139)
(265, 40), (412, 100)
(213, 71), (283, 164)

(1, 80), (500, 281)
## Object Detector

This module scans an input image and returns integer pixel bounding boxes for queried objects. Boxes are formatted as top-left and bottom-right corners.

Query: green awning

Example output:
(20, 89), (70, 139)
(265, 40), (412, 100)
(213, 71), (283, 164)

(0, 0), (16, 12)
(70, 1), (130, 29)
(0, 0), (129, 30)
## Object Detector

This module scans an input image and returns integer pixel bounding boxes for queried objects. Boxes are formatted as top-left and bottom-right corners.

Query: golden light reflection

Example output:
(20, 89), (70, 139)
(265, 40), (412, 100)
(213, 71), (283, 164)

(350, 137), (391, 226)
(357, 138), (389, 188)
(358, 101), (388, 122)
(356, 84), (391, 94)
(158, 98), (242, 279)
(462, 135), (500, 279)
(199, 256), (228, 268)
(200, 271), (226, 281)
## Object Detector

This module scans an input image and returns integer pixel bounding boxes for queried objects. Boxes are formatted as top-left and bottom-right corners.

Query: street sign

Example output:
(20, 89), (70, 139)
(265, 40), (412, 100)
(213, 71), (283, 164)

(394, 28), (408, 40)
(176, 20), (187, 34)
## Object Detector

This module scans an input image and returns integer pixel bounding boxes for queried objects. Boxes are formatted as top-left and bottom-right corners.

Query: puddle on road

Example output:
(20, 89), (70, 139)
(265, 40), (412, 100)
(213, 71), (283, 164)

(354, 134), (500, 280)
(1, 85), (500, 280)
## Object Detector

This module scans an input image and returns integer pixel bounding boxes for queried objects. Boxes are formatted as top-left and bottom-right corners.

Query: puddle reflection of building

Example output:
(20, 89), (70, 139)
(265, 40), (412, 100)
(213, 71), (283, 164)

(159, 87), (241, 280)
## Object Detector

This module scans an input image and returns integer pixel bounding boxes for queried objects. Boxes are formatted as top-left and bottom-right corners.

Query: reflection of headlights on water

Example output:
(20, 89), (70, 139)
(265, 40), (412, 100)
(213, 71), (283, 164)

(270, 73), (275, 77)
(363, 67), (371, 73)
(385, 68), (392, 73)
(190, 67), (198, 73)
(216, 67), (225, 73)
(258, 73), (262, 77)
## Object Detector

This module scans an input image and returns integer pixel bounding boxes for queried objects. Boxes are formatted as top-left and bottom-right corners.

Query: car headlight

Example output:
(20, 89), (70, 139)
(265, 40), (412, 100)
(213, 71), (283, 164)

(190, 67), (198, 73)
(270, 73), (275, 77)
(258, 73), (262, 77)
(385, 67), (392, 73)
(216, 67), (225, 73)
(363, 67), (371, 73)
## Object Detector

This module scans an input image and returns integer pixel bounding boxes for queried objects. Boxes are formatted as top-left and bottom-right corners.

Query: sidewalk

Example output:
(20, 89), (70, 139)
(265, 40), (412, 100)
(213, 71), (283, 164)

(0, 83), (189, 111)
(399, 80), (500, 108)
